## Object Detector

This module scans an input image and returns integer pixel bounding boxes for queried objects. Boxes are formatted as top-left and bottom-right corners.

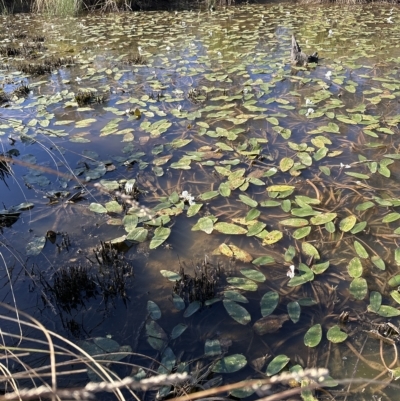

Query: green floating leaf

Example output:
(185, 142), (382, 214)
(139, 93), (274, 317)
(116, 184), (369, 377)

(288, 263), (314, 287)
(267, 185), (295, 192)
(226, 277), (258, 291)
(105, 200), (123, 213)
(388, 275), (400, 287)
(238, 194), (258, 208)
(304, 324), (322, 347)
(371, 255), (385, 271)
(390, 290), (400, 305)
(280, 157), (294, 172)
(287, 301), (301, 323)
(183, 301), (201, 318)
(205, 339), (222, 356)
(26, 236), (46, 256)
(302, 242), (320, 260)
(266, 354), (290, 376)
(345, 172), (369, 179)
(224, 290), (249, 303)
(212, 354), (247, 373)
(349, 277), (368, 300)
(311, 261), (330, 274)
(223, 299), (251, 325)
(160, 270), (181, 281)
(230, 387), (255, 399)
(260, 291), (279, 317)
(339, 215), (357, 232)
(382, 213), (400, 223)
(150, 227), (171, 249)
(89, 203), (107, 213)
(310, 213), (337, 225)
(377, 305), (400, 317)
(327, 325), (348, 343)
(187, 203), (202, 217)
(147, 301), (161, 320)
(240, 268), (265, 282)
(199, 190), (219, 201)
(192, 216), (216, 234)
(347, 257), (363, 278)
(351, 221), (367, 234)
(262, 230), (283, 245)
(126, 227), (148, 242)
(369, 291), (382, 312)
(214, 222), (247, 235)
(171, 323), (188, 340)
(252, 256), (275, 265)
(395, 248), (400, 265)
(292, 226), (311, 239)
(172, 294), (185, 310)
(280, 218), (309, 227)
(354, 240), (368, 259)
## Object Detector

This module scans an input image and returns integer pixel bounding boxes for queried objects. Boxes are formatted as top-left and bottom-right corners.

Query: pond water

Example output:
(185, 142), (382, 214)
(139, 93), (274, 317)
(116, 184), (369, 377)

(1, 2), (400, 400)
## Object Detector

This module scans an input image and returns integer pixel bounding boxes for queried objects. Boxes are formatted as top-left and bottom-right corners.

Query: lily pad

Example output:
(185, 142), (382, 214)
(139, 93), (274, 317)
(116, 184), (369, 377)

(327, 325), (348, 343)
(304, 324), (322, 347)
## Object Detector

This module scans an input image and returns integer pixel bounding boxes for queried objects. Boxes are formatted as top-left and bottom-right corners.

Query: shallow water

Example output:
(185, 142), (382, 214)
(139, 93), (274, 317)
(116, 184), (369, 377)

(1, 2), (400, 400)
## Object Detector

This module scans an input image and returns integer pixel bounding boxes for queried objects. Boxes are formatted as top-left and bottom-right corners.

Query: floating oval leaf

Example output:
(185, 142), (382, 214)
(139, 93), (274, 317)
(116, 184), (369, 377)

(266, 354), (290, 376)
(371, 256), (385, 271)
(126, 227), (148, 242)
(339, 215), (357, 232)
(354, 241), (368, 259)
(262, 230), (283, 245)
(214, 222), (247, 235)
(287, 301), (301, 323)
(171, 323), (188, 340)
(280, 157), (294, 172)
(369, 291), (382, 312)
(292, 226), (311, 239)
(390, 291), (400, 305)
(147, 301), (161, 320)
(226, 277), (258, 291)
(212, 354), (247, 373)
(302, 242), (320, 260)
(26, 236), (46, 256)
(310, 213), (337, 225)
(253, 256), (275, 265)
(240, 268), (265, 283)
(219, 244), (252, 262)
(223, 300), (251, 325)
(205, 339), (222, 356)
(150, 227), (171, 249)
(388, 275), (400, 287)
(172, 294), (185, 310)
(261, 291), (279, 317)
(349, 277), (368, 300)
(304, 324), (322, 347)
(327, 325), (348, 343)
(89, 203), (107, 214)
(347, 257), (363, 278)
(183, 301), (201, 318)
(160, 270), (181, 281)
(376, 305), (400, 317)
(267, 185), (295, 192)
(224, 290), (249, 304)
(280, 218), (309, 227)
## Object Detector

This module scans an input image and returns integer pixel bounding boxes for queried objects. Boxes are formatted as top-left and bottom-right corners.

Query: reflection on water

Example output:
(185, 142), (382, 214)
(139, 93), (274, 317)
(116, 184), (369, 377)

(1, 2), (400, 399)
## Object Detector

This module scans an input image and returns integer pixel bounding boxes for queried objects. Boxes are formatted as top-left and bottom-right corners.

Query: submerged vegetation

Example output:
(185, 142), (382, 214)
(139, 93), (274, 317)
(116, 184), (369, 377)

(2, 2), (400, 401)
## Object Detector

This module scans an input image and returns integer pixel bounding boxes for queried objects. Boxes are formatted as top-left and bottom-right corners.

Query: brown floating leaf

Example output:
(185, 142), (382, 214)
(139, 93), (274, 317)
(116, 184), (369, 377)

(218, 243), (253, 263)
(253, 315), (289, 336)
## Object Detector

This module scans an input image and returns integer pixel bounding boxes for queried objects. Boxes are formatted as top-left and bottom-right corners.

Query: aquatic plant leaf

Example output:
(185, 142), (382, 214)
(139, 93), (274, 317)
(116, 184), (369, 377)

(351, 221), (367, 234)
(126, 227), (148, 242)
(260, 291), (279, 317)
(354, 241), (368, 259)
(223, 300), (251, 325)
(292, 226), (311, 240)
(192, 216), (216, 234)
(291, 207), (318, 217)
(219, 182), (231, 197)
(280, 157), (294, 172)
(371, 256), (385, 271)
(89, 203), (107, 213)
(183, 301), (201, 318)
(158, 347), (176, 374)
(245, 208), (260, 222)
(327, 326), (348, 343)
(388, 275), (400, 287)
(376, 305), (400, 317)
(240, 269), (265, 283)
(187, 203), (202, 217)
(266, 355), (290, 376)
(395, 248), (400, 265)
(369, 291), (382, 312)
(147, 301), (161, 320)
(252, 256), (275, 265)
(199, 191), (219, 201)
(230, 387), (255, 398)
(390, 291), (400, 305)
(312, 261), (330, 274)
(280, 218), (308, 227)
(345, 172), (369, 180)
(171, 324), (188, 340)
(160, 270), (181, 281)
(382, 213), (400, 223)
(238, 195), (258, 208)
(310, 213), (337, 225)
(319, 166), (330, 176)
(212, 354), (247, 373)
(298, 298), (318, 306)
(205, 339), (222, 356)
(356, 201), (375, 211)
(288, 264), (314, 287)
(247, 221), (266, 236)
(302, 242), (320, 260)
(218, 244), (252, 262)
(105, 201), (123, 213)
(304, 324), (322, 347)
(262, 230), (283, 245)
(172, 294), (185, 310)
(214, 223), (247, 235)
(146, 321), (168, 341)
(281, 200), (291, 213)
(224, 291), (249, 304)
(226, 277), (257, 291)
(287, 301), (301, 323)
(92, 337), (120, 354)
(267, 185), (295, 192)
(204, 298), (221, 306)
(284, 246), (296, 262)
(347, 257), (363, 278)
(260, 200), (281, 207)
(26, 236), (46, 256)
(339, 215), (357, 232)
(123, 215), (138, 232)
(349, 278), (368, 300)
(150, 227), (171, 249)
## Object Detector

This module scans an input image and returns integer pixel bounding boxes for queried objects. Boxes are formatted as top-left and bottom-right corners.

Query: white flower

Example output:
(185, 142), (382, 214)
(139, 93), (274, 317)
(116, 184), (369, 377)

(180, 190), (195, 205)
(325, 70), (332, 79)
(340, 163), (351, 169)
(305, 108), (314, 117)
(166, 46), (171, 51)
(328, 29), (333, 37)
(306, 98), (313, 105)
(209, 31), (213, 36)
(75, 77), (82, 83)
(217, 51), (222, 57)
(387, 16), (393, 23)
(177, 105), (182, 112)
(287, 265), (295, 279)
